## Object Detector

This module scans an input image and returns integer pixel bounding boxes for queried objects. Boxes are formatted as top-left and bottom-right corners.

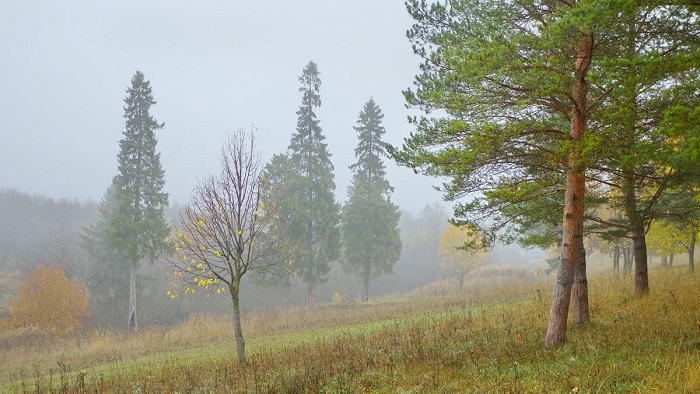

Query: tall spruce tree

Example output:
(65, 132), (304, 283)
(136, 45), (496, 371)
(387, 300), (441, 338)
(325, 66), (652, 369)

(105, 70), (169, 330)
(341, 98), (401, 301)
(281, 61), (340, 305)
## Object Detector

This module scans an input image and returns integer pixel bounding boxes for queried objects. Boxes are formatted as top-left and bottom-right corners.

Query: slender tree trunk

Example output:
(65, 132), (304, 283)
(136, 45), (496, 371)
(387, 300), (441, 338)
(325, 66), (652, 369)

(613, 245), (620, 277)
(670, 253), (674, 268)
(362, 263), (370, 302)
(622, 247), (630, 276)
(545, 32), (592, 349)
(458, 272), (465, 290)
(689, 231), (696, 273)
(660, 255), (668, 269)
(571, 232), (589, 325)
(128, 264), (137, 331)
(632, 229), (649, 295)
(230, 281), (247, 363)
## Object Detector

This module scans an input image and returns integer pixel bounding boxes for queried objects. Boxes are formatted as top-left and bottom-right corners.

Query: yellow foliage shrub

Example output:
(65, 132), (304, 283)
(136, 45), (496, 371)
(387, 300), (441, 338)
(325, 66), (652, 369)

(8, 264), (91, 336)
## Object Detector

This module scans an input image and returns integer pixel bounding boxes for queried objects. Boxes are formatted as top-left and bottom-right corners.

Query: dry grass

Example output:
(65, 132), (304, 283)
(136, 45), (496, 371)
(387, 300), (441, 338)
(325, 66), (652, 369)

(1, 268), (699, 393)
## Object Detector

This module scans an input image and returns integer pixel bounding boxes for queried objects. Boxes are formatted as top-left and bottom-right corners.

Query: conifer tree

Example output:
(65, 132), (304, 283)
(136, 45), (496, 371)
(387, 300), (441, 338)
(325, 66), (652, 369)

(104, 71), (169, 330)
(341, 98), (401, 301)
(279, 61), (340, 305)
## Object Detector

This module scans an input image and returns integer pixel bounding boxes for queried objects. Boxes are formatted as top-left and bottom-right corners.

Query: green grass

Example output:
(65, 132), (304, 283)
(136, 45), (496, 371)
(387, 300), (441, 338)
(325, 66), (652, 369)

(1, 269), (699, 393)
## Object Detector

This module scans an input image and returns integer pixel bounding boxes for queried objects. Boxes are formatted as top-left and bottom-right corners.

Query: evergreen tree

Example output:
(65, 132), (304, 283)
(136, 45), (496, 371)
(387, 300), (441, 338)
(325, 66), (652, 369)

(341, 99), (401, 301)
(392, 0), (698, 347)
(279, 61), (340, 305)
(104, 71), (169, 330)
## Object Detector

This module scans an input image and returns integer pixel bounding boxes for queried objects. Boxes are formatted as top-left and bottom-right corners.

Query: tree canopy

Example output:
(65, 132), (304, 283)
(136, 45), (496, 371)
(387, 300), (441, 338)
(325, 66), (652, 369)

(101, 70), (170, 330)
(341, 98), (401, 301)
(267, 61), (341, 305)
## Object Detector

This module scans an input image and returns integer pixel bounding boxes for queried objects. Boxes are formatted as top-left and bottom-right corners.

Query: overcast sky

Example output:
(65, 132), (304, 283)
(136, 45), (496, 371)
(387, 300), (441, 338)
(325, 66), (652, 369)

(1, 0), (445, 213)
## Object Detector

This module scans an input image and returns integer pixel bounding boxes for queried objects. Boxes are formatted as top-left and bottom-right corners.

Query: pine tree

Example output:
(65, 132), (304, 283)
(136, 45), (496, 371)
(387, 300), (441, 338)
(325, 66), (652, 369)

(281, 61), (340, 305)
(341, 98), (401, 301)
(105, 70), (169, 331)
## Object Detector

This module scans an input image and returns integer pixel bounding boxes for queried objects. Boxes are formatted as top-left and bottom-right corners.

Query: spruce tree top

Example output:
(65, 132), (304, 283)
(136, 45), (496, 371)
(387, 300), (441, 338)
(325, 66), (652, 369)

(350, 98), (391, 195)
(109, 70), (169, 266)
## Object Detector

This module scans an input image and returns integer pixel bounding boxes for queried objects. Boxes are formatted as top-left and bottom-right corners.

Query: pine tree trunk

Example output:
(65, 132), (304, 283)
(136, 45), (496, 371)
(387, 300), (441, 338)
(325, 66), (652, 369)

(689, 231), (696, 273)
(632, 229), (649, 295)
(660, 255), (668, 269)
(670, 253), (674, 268)
(545, 32), (592, 349)
(230, 281), (247, 363)
(362, 263), (370, 302)
(571, 233), (589, 325)
(613, 245), (620, 277)
(128, 264), (137, 331)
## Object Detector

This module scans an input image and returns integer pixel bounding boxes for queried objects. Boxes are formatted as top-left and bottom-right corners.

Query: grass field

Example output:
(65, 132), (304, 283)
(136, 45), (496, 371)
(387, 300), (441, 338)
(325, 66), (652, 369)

(1, 269), (699, 393)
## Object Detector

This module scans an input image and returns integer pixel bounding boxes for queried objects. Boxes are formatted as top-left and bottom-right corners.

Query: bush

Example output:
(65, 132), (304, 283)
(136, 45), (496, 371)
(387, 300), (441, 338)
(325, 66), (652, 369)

(8, 264), (91, 336)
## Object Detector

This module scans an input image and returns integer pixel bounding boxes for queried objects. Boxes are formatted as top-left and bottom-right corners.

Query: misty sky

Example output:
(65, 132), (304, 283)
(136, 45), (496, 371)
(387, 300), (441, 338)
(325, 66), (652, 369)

(1, 0), (445, 213)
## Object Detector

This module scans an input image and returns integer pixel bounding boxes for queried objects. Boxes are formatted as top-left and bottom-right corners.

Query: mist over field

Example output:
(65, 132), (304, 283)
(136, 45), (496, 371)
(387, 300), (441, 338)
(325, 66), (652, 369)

(1, 0), (698, 392)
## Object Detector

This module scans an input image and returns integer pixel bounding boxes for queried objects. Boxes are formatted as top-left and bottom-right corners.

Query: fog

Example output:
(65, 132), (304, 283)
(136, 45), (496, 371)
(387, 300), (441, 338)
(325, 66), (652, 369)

(1, 0), (443, 212)
(0, 1), (557, 331)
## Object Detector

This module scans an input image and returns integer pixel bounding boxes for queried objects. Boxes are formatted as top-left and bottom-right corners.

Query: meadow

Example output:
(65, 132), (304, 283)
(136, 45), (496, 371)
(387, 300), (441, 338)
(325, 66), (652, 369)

(1, 268), (699, 393)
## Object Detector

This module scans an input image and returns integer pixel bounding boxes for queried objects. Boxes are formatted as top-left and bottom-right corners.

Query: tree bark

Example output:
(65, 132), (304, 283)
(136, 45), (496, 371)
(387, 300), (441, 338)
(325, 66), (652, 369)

(545, 31), (592, 349)
(632, 230), (649, 295)
(670, 253), (674, 268)
(623, 173), (649, 295)
(571, 232), (589, 325)
(128, 264), (137, 331)
(689, 231), (696, 273)
(230, 281), (247, 363)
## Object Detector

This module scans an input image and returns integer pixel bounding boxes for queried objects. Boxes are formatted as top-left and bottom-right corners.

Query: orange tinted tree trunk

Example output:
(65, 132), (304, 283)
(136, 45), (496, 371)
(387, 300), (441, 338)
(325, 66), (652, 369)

(545, 32), (593, 348)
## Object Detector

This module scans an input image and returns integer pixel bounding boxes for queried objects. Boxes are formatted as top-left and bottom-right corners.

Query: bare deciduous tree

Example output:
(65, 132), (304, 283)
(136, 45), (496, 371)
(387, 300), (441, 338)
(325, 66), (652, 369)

(167, 128), (288, 363)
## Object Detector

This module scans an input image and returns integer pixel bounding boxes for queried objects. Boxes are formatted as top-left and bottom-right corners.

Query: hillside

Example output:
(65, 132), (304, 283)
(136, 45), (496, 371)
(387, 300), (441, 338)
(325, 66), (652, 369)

(1, 269), (698, 393)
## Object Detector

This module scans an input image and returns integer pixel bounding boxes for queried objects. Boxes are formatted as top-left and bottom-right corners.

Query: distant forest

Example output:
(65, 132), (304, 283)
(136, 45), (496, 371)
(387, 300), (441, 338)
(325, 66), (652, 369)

(0, 188), (450, 330)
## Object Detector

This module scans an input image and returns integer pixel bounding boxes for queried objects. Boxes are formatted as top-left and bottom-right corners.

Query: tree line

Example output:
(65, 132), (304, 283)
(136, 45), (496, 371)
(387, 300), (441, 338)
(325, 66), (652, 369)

(16, 61), (405, 362)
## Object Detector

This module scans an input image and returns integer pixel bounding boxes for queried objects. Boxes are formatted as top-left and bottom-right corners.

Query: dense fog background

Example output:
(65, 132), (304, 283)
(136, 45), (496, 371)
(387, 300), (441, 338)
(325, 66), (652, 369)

(1, 0), (443, 211)
(0, 1), (550, 330)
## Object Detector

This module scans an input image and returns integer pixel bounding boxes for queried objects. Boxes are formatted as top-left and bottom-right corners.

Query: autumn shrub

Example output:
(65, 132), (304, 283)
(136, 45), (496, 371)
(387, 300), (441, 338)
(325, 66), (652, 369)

(8, 264), (91, 336)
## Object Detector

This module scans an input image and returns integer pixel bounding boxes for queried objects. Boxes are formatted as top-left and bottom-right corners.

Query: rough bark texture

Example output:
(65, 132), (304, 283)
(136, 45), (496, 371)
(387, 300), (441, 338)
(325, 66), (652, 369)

(632, 232), (649, 295)
(623, 176), (649, 295)
(231, 282), (247, 363)
(545, 32), (592, 349)
(571, 233), (589, 325)
(128, 264), (137, 331)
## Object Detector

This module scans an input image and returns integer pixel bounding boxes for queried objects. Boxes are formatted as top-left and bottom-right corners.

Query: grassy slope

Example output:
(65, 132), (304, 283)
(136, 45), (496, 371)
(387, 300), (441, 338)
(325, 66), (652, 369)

(1, 270), (699, 393)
